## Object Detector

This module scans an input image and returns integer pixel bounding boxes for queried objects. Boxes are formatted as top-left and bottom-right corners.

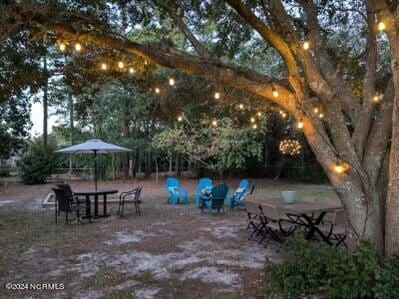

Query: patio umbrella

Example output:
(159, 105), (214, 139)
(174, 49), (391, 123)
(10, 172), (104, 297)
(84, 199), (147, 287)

(56, 139), (131, 190)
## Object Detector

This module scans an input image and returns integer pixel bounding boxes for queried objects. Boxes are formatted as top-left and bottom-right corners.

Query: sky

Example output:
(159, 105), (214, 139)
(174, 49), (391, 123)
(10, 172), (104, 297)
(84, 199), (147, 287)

(30, 99), (59, 137)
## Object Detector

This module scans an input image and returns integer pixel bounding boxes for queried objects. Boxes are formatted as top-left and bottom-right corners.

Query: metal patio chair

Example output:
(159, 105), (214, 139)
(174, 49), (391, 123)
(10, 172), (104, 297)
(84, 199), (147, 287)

(245, 200), (264, 240)
(53, 188), (90, 225)
(259, 203), (298, 248)
(318, 209), (348, 247)
(118, 186), (143, 217)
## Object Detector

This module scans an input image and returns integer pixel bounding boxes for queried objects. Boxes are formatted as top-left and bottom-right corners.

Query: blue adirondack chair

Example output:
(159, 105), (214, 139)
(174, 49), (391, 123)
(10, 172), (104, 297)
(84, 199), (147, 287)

(201, 183), (229, 214)
(195, 178), (213, 208)
(165, 177), (189, 205)
(227, 179), (254, 210)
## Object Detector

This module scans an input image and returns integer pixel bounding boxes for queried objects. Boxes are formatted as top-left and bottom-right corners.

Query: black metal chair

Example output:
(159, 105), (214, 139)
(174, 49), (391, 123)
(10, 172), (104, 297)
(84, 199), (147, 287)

(245, 201), (264, 240)
(258, 203), (298, 248)
(318, 209), (348, 247)
(118, 186), (143, 217)
(56, 183), (79, 203)
(53, 188), (89, 225)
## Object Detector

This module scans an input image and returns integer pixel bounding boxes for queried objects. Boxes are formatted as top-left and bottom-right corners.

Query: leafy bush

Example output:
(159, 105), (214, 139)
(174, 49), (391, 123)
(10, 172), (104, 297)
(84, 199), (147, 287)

(20, 137), (57, 184)
(0, 165), (11, 177)
(267, 236), (399, 298)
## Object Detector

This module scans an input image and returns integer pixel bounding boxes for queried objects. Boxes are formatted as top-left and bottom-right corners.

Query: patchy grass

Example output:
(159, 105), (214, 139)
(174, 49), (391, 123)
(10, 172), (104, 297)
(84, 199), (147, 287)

(109, 290), (135, 299)
(133, 271), (157, 284)
(0, 178), (339, 298)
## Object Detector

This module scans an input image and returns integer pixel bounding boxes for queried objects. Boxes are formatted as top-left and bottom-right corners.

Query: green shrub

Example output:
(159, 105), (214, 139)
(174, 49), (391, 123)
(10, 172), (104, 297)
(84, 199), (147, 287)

(0, 165), (11, 177)
(20, 137), (58, 184)
(20, 154), (56, 184)
(267, 236), (399, 298)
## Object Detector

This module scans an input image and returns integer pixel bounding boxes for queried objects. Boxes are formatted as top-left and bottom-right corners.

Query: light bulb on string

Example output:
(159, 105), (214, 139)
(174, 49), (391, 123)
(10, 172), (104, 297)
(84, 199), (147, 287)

(212, 120), (218, 127)
(238, 103), (244, 110)
(129, 67), (135, 74)
(75, 43), (82, 52)
(250, 117), (255, 123)
(214, 92), (221, 99)
(303, 41), (310, 50)
(257, 112), (262, 117)
(378, 21), (386, 31)
(252, 124), (258, 129)
(169, 78), (175, 86)
(319, 113), (324, 119)
(118, 61), (124, 69)
(59, 43), (66, 52)
(272, 88), (279, 98)
(177, 115), (183, 122)
(372, 94), (382, 105)
(333, 161), (350, 174)
(313, 107), (319, 114)
(155, 87), (161, 94)
(100, 63), (107, 70)
(297, 120), (304, 129)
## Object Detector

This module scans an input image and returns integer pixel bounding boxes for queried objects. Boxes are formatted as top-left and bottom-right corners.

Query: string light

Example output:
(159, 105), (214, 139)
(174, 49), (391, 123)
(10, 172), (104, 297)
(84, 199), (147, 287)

(239, 103), (244, 110)
(75, 43), (82, 52)
(59, 43), (66, 52)
(319, 113), (324, 119)
(100, 63), (107, 70)
(129, 67), (135, 74)
(214, 92), (221, 99)
(212, 120), (218, 127)
(313, 107), (319, 114)
(169, 78), (175, 86)
(378, 21), (386, 31)
(272, 89), (279, 98)
(177, 115), (183, 122)
(297, 120), (304, 129)
(372, 94), (382, 104)
(303, 41), (310, 50)
(250, 117), (255, 123)
(333, 162), (350, 174)
(279, 139), (302, 156)
(252, 124), (258, 129)
(118, 61), (124, 69)
(155, 87), (161, 94)
(257, 112), (262, 117)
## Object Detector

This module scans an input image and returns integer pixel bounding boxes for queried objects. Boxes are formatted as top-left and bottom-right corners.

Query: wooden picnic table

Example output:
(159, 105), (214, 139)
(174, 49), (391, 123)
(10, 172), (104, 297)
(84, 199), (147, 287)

(247, 196), (342, 244)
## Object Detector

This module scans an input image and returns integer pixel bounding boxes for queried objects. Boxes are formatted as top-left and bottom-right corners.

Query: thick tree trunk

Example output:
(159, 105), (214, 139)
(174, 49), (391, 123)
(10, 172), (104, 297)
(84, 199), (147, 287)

(335, 180), (384, 251)
(385, 28), (399, 255)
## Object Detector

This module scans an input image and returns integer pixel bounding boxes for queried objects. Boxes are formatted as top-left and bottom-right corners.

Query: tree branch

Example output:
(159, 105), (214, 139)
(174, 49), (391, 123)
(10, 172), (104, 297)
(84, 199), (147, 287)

(224, 0), (303, 97)
(363, 78), (394, 186)
(298, 0), (361, 122)
(157, 1), (210, 58)
(353, 8), (378, 158)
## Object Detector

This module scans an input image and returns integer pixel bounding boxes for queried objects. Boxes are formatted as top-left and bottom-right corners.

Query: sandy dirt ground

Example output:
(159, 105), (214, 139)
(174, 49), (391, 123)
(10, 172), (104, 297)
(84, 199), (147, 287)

(0, 178), (337, 298)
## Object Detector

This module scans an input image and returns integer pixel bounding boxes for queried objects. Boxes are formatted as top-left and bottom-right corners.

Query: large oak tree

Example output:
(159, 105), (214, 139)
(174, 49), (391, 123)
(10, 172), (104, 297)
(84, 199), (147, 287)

(2, 0), (399, 254)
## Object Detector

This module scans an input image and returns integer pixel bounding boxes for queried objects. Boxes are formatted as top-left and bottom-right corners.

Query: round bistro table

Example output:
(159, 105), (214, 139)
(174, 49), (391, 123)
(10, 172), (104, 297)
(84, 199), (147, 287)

(74, 189), (118, 218)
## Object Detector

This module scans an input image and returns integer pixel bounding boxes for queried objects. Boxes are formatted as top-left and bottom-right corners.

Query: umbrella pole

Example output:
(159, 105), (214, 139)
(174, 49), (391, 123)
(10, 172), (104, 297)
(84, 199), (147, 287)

(94, 150), (98, 191)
